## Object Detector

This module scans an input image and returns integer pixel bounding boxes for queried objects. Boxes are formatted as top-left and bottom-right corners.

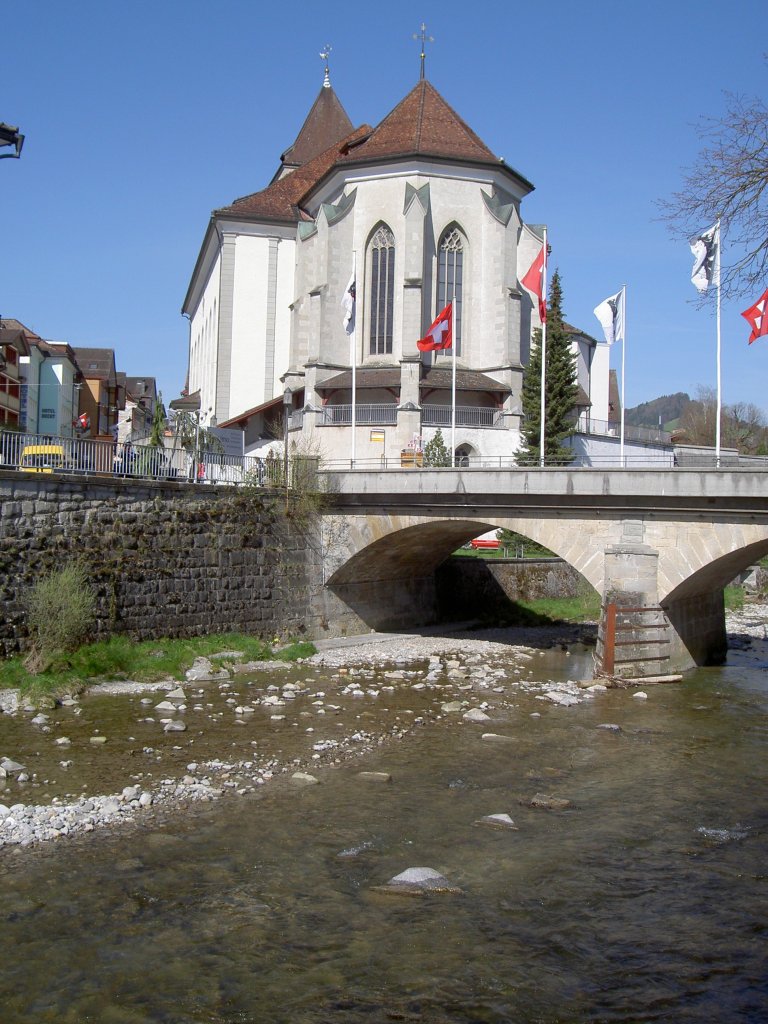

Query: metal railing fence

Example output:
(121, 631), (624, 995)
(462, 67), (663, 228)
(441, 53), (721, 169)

(574, 415), (672, 445)
(0, 430), (311, 488)
(318, 404), (398, 425)
(421, 404), (504, 428)
(3, 429), (766, 483)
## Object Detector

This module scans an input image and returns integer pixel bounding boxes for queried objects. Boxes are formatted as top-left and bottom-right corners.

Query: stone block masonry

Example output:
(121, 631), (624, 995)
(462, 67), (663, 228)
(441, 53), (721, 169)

(0, 472), (325, 658)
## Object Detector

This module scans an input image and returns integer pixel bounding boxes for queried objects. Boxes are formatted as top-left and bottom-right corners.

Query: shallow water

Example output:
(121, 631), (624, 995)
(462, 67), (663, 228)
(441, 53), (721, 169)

(1, 645), (767, 1023)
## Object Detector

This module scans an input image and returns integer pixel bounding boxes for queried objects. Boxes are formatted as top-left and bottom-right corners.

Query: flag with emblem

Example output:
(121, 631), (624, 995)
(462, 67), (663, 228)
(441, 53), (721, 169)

(741, 287), (768, 345)
(521, 244), (547, 322)
(593, 288), (625, 345)
(417, 303), (452, 351)
(690, 222), (720, 293)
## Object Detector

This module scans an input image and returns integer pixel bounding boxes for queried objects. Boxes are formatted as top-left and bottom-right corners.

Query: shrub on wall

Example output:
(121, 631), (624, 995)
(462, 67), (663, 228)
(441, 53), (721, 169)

(23, 561), (96, 672)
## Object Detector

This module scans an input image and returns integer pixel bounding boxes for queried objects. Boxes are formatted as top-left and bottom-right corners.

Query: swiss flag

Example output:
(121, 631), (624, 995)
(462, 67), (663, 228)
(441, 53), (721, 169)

(741, 288), (768, 345)
(417, 303), (452, 351)
(521, 245), (547, 323)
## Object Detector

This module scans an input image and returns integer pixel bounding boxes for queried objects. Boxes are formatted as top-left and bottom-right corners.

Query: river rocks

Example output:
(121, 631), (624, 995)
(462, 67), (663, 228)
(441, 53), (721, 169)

(481, 733), (515, 743)
(1, 758), (27, 775)
(291, 772), (320, 785)
(374, 867), (463, 896)
(474, 813), (518, 830)
(154, 700), (177, 712)
(526, 793), (571, 811)
(463, 708), (491, 723)
(544, 691), (581, 707)
(233, 660), (290, 674)
(633, 691), (649, 700)
(0, 690), (21, 715)
(89, 736), (108, 745)
(357, 771), (392, 783)
(185, 657), (230, 683)
(163, 721), (187, 733)
(440, 701), (465, 714)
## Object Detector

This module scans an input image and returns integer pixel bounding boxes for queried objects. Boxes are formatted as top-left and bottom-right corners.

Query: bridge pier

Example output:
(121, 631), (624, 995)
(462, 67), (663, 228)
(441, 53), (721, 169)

(597, 542), (727, 680)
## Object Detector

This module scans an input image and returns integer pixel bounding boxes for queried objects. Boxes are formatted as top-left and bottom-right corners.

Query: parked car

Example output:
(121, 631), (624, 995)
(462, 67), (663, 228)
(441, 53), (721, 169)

(19, 444), (73, 474)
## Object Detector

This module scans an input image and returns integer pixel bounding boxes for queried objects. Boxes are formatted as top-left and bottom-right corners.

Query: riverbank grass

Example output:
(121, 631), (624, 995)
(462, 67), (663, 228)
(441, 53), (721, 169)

(516, 592), (602, 623)
(0, 633), (316, 702)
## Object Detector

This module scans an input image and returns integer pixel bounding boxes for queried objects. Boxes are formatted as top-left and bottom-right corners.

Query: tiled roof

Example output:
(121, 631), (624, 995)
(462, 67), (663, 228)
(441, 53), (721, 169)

(0, 328), (29, 357)
(0, 318), (42, 339)
(125, 376), (157, 401)
(217, 124), (372, 224)
(215, 80), (532, 227)
(218, 389), (305, 428)
(337, 80), (524, 178)
(317, 365), (510, 394)
(420, 366), (510, 393)
(316, 368), (401, 391)
(73, 347), (117, 381)
(280, 85), (354, 168)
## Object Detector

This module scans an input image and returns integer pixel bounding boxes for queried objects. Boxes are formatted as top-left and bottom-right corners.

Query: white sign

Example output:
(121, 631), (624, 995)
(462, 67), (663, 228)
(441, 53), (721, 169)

(208, 426), (244, 457)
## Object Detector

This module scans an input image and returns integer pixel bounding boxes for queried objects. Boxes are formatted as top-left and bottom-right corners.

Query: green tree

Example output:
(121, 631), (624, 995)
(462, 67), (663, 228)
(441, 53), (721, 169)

(147, 392), (166, 448)
(423, 429), (451, 467)
(519, 269), (578, 465)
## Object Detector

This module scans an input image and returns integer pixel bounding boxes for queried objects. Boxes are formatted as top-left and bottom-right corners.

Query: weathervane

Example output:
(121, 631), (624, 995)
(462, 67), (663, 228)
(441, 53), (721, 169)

(319, 45), (332, 88)
(412, 23), (434, 80)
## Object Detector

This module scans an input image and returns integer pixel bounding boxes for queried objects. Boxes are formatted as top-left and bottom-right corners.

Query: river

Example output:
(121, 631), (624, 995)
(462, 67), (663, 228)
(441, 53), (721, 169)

(1, 623), (767, 1023)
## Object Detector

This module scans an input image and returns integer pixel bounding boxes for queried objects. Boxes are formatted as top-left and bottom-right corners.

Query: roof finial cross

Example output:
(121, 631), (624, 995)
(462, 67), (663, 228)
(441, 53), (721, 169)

(412, 23), (434, 81)
(319, 45), (332, 88)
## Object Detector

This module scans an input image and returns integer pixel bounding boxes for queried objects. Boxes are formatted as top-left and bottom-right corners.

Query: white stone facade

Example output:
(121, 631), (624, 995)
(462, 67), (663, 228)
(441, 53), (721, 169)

(182, 78), (614, 466)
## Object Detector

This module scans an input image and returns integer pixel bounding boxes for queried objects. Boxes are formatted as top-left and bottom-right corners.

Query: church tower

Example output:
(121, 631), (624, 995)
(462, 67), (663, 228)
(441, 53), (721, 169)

(182, 62), (545, 465)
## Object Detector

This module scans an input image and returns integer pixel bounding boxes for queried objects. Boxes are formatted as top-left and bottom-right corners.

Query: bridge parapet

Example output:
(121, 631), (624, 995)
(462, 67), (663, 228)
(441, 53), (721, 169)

(319, 469), (768, 679)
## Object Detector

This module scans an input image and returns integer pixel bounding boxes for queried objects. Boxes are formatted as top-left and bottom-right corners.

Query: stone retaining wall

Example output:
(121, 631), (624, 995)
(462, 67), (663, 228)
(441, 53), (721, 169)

(0, 472), (324, 657)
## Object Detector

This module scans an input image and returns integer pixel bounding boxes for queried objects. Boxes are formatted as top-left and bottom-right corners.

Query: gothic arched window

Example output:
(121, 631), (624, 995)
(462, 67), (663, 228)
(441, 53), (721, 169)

(437, 227), (464, 357)
(368, 224), (395, 355)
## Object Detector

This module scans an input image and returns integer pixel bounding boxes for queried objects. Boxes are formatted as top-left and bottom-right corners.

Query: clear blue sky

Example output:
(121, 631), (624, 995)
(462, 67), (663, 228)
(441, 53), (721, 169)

(3, 0), (766, 414)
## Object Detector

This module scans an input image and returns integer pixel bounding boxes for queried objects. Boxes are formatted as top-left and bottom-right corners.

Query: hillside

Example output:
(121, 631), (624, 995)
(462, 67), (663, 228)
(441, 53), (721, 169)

(624, 393), (691, 430)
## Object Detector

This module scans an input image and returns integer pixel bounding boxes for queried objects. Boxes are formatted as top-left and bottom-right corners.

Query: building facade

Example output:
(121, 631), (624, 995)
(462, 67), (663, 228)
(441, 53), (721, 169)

(183, 74), (610, 464)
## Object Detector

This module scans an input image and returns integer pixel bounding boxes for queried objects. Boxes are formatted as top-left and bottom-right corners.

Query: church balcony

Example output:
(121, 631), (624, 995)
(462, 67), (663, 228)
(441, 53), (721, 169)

(421, 404), (504, 429)
(319, 403), (398, 426)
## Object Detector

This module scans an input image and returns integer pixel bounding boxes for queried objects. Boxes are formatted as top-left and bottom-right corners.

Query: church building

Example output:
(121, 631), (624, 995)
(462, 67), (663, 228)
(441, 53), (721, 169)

(182, 63), (610, 465)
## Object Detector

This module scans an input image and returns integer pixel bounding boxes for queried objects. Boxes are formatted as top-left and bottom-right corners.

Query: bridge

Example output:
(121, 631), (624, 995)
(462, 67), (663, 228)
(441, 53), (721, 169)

(317, 466), (768, 680)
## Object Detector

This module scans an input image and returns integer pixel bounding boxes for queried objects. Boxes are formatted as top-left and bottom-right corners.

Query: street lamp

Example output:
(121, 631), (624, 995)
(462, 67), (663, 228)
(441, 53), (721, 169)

(0, 123), (24, 160)
(283, 387), (292, 508)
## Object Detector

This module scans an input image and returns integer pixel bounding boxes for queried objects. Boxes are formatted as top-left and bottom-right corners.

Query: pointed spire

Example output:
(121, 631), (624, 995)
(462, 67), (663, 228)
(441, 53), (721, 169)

(279, 71), (354, 171)
(319, 45), (332, 88)
(412, 23), (434, 80)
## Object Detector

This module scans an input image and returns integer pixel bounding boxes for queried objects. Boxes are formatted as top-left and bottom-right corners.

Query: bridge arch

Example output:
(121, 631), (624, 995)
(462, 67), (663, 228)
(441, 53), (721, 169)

(320, 504), (768, 675)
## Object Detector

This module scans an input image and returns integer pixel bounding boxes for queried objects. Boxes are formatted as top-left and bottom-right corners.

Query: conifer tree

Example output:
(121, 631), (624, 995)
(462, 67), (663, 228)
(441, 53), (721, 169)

(423, 428), (451, 467)
(519, 269), (578, 464)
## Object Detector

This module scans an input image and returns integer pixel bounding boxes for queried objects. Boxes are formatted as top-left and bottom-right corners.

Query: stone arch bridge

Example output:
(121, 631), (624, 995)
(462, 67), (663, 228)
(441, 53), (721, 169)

(317, 467), (768, 679)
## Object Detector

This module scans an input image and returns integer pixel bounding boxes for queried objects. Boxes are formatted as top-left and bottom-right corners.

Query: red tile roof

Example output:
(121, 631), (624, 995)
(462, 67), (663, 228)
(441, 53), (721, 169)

(280, 85), (354, 168)
(214, 80), (532, 227)
(217, 124), (372, 224)
(341, 80), (500, 165)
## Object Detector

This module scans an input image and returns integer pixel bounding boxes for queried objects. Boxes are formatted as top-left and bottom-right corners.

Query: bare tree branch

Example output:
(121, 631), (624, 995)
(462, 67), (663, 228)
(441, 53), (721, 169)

(658, 82), (768, 301)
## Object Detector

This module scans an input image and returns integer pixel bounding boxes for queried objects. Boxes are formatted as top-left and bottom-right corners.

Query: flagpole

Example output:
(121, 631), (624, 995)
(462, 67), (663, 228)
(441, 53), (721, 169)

(620, 285), (626, 467)
(451, 287), (456, 468)
(715, 219), (721, 467)
(351, 251), (357, 468)
(539, 227), (548, 467)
